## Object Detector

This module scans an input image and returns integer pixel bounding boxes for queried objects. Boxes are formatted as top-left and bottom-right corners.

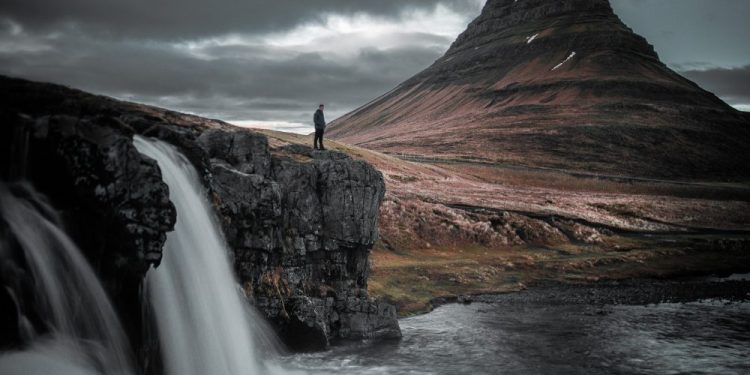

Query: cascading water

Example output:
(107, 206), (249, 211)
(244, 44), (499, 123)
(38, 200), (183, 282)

(134, 136), (291, 375)
(0, 183), (134, 375)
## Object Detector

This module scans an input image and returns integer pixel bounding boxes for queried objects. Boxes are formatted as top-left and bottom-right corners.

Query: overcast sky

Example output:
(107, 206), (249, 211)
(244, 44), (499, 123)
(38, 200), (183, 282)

(1, 0), (748, 133)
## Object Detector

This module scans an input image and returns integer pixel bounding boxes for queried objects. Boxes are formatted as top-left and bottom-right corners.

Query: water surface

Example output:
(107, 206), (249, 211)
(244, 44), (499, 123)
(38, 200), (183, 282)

(285, 299), (750, 374)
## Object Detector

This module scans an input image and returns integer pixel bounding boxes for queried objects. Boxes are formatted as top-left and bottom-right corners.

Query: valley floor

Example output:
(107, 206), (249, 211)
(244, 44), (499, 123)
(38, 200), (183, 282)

(256, 129), (750, 315)
(370, 234), (750, 315)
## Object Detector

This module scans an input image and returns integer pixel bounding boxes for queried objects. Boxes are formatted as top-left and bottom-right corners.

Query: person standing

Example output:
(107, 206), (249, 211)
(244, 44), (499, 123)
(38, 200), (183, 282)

(313, 104), (326, 150)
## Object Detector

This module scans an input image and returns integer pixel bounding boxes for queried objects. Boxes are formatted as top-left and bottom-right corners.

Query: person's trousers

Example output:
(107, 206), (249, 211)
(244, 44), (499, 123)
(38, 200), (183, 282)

(314, 128), (325, 149)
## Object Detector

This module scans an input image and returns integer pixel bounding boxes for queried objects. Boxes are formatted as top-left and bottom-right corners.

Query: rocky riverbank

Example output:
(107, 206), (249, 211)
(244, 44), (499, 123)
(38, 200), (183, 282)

(281, 274), (750, 375)
(434, 275), (750, 308)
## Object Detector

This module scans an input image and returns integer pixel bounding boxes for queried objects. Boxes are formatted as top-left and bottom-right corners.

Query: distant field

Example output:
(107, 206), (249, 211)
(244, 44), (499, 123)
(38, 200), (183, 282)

(435, 162), (750, 202)
(257, 128), (750, 315)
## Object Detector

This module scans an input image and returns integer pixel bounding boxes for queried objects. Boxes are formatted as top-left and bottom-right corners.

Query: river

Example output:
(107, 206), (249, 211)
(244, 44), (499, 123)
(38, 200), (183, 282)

(284, 282), (750, 374)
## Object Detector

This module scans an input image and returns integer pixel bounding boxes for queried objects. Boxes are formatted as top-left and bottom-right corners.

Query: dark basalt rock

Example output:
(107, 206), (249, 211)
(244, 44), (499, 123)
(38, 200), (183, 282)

(0, 75), (399, 355)
(1, 90), (177, 360)
(32, 114), (176, 269)
(199, 129), (400, 350)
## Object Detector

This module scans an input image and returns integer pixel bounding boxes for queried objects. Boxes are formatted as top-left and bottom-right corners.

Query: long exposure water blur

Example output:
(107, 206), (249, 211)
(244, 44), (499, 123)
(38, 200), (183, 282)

(286, 295), (749, 374)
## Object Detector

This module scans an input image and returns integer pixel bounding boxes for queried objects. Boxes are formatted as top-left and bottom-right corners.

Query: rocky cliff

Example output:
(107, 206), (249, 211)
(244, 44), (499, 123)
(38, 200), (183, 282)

(0, 75), (399, 355)
(328, 0), (750, 179)
(189, 128), (399, 350)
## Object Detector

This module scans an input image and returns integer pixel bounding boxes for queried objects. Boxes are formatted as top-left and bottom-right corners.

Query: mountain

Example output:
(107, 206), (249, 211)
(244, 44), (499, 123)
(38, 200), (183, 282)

(327, 0), (750, 179)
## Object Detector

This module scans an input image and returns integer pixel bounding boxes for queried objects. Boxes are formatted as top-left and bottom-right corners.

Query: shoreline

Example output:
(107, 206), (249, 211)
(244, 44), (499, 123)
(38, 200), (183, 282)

(424, 274), (750, 317)
(369, 233), (750, 317)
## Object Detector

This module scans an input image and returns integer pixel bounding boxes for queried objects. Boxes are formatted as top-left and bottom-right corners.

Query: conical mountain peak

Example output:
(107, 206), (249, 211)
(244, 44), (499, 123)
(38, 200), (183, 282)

(328, 0), (749, 179)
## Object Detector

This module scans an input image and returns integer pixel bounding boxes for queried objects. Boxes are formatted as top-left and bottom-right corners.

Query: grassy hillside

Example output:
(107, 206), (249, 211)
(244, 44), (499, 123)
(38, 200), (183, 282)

(257, 128), (750, 315)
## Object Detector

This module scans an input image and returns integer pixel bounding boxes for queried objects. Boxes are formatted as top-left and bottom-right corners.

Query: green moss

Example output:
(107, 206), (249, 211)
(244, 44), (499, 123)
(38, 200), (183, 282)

(369, 236), (750, 316)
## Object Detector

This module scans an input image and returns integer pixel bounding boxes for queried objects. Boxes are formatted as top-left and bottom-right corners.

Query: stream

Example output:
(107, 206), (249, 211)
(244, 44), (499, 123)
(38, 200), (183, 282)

(285, 285), (750, 374)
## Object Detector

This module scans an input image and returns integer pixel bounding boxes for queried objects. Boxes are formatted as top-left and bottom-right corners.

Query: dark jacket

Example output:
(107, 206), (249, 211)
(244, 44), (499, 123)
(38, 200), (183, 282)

(314, 109), (326, 130)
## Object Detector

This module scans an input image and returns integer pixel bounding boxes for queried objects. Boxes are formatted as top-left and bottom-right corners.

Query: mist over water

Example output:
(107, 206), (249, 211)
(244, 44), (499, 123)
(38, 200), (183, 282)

(0, 183), (134, 375)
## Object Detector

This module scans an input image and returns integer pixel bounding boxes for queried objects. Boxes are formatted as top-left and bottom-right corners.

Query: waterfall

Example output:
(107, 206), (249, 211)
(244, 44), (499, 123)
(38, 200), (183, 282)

(134, 136), (290, 375)
(0, 183), (134, 375)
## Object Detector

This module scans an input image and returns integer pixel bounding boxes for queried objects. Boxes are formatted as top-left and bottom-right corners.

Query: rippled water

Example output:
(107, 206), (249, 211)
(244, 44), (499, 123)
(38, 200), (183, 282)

(284, 300), (750, 375)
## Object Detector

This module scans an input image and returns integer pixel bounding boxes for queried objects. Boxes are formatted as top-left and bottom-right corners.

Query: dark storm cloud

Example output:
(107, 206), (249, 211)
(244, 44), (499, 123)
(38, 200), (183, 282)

(0, 0), (482, 127)
(610, 0), (750, 108)
(680, 65), (750, 105)
(1, 0), (748, 127)
(0, 22), (449, 122)
(0, 0), (477, 39)
(610, 0), (750, 69)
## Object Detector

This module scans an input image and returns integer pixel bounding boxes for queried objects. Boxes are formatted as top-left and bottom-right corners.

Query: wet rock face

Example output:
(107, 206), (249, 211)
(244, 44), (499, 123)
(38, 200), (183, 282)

(33, 115), (176, 269)
(1, 75), (399, 353)
(315, 151), (383, 249)
(198, 129), (399, 350)
(1, 113), (176, 273)
(0, 89), (177, 356)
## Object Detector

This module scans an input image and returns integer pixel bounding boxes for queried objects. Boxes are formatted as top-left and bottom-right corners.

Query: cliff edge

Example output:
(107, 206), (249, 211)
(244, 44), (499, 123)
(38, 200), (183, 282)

(0, 75), (399, 355)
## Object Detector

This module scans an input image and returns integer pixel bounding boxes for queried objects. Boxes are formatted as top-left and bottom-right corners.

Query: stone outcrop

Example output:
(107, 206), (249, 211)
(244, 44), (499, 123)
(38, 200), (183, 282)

(0, 75), (399, 354)
(194, 128), (399, 349)
(328, 0), (750, 179)
(1, 105), (177, 352)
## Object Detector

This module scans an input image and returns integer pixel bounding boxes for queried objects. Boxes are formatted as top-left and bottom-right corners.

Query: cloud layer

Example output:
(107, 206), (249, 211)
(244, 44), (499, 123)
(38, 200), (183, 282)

(680, 65), (750, 106)
(0, 0), (747, 135)
(0, 0), (482, 39)
(0, 1), (483, 130)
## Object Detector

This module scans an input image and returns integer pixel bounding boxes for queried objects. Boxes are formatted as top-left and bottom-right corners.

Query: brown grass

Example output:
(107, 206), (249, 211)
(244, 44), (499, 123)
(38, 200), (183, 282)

(248, 127), (750, 316)
(369, 236), (750, 316)
(438, 163), (750, 201)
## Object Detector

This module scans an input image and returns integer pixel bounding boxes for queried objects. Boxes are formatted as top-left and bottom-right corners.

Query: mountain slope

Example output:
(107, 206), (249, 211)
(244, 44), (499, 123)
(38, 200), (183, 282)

(327, 0), (750, 179)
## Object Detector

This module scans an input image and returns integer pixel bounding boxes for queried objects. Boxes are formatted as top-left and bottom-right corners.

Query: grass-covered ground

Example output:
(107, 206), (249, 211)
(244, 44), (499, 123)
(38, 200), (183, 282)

(255, 128), (750, 316)
(370, 236), (750, 315)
